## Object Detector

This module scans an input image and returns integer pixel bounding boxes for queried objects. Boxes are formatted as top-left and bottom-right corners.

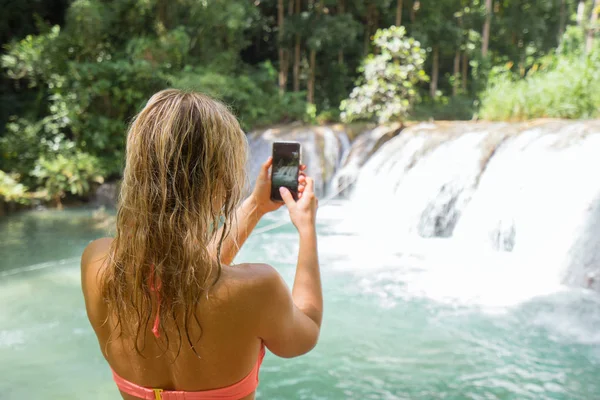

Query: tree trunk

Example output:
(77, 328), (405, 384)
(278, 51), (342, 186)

(278, 0), (287, 93)
(396, 0), (403, 26)
(430, 45), (439, 98)
(293, 0), (301, 91)
(453, 50), (460, 97)
(461, 52), (468, 92)
(559, 0), (567, 39)
(158, 0), (169, 28)
(364, 2), (373, 55)
(455, 13), (463, 97)
(281, 0), (294, 83)
(294, 38), (301, 91)
(338, 0), (345, 64)
(410, 0), (417, 23)
(586, 0), (599, 53)
(519, 49), (526, 77)
(482, 0), (492, 57)
(577, 0), (586, 25)
(55, 195), (63, 210)
(372, 5), (380, 54)
(308, 49), (316, 104)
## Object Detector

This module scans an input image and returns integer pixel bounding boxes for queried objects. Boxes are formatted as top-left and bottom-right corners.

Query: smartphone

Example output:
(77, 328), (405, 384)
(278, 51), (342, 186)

(270, 141), (301, 202)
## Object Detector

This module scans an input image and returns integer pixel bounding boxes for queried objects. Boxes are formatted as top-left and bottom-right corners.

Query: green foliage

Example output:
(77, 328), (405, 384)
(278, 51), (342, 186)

(480, 27), (600, 121)
(304, 103), (318, 125)
(0, 0), (596, 209)
(1, 26), (61, 84)
(316, 108), (341, 124)
(480, 54), (600, 120)
(412, 96), (476, 121)
(1, 117), (46, 187)
(169, 62), (306, 129)
(0, 0), (310, 207)
(340, 26), (429, 124)
(32, 151), (104, 204)
(0, 171), (29, 204)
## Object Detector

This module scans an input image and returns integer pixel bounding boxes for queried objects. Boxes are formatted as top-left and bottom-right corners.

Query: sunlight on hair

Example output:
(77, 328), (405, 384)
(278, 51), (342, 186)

(101, 89), (248, 357)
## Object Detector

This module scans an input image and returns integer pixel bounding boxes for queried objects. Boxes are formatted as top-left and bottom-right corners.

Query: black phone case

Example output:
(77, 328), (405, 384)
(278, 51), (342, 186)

(270, 142), (300, 202)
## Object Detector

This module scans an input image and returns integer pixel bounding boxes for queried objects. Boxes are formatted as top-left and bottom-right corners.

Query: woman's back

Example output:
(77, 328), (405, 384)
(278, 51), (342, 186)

(83, 238), (276, 399)
(81, 89), (322, 400)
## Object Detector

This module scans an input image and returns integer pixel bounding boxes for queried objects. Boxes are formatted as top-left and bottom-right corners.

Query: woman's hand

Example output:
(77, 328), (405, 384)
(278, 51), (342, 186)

(279, 175), (318, 235)
(251, 156), (307, 216)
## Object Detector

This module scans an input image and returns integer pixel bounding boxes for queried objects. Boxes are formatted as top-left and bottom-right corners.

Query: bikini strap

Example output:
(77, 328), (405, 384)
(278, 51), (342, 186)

(149, 264), (161, 338)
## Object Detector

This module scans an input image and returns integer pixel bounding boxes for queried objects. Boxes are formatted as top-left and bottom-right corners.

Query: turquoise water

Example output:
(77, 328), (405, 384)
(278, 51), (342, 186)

(1, 206), (600, 399)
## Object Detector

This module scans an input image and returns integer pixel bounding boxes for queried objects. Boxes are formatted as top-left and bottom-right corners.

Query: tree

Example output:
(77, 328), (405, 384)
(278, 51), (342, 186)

(293, 0), (302, 91)
(278, 0), (287, 93)
(453, 49), (461, 96)
(396, 0), (403, 26)
(430, 45), (440, 97)
(482, 0), (492, 56)
(462, 51), (468, 91)
(306, 0), (320, 104)
(1, 0), (591, 207)
(409, 0), (464, 99)
(363, 1), (379, 55)
(586, 0), (599, 52)
(577, 0), (586, 25)
(559, 0), (567, 39)
(410, 0), (419, 23)
(340, 26), (429, 123)
(339, 0), (346, 64)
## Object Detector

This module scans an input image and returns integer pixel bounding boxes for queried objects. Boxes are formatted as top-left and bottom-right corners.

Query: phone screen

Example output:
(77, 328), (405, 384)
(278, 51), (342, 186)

(271, 141), (301, 202)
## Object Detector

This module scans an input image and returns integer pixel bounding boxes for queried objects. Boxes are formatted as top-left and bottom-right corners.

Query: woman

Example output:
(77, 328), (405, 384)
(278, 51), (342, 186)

(81, 89), (322, 400)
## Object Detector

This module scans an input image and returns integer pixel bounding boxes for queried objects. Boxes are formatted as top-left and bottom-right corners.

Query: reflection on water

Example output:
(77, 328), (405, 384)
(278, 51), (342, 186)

(0, 208), (113, 276)
(1, 206), (600, 399)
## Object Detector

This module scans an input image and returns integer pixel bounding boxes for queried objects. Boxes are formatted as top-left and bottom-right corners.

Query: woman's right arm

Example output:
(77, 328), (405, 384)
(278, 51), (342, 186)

(255, 178), (323, 358)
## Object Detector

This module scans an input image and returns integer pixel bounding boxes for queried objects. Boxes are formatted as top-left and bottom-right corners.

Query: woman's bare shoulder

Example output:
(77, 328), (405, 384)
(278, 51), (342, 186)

(81, 238), (113, 266)
(81, 238), (112, 329)
(224, 262), (283, 287)
(81, 238), (112, 293)
(221, 263), (289, 307)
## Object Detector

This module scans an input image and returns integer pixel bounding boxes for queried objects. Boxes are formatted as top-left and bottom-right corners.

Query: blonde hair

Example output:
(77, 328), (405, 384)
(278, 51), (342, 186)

(101, 89), (248, 356)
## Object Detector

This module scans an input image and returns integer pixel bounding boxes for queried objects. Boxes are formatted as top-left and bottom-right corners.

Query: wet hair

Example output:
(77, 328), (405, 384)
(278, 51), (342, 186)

(101, 89), (248, 356)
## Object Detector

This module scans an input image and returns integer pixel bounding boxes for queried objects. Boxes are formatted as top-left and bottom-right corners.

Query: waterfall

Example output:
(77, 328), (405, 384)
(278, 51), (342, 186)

(330, 124), (402, 195)
(349, 122), (508, 237)
(346, 120), (600, 291)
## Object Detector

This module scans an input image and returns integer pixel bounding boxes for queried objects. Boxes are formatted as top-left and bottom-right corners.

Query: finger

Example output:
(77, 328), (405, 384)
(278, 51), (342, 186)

(305, 177), (315, 194)
(298, 175), (306, 183)
(300, 164), (307, 171)
(298, 185), (306, 193)
(279, 187), (295, 207)
(261, 157), (273, 176)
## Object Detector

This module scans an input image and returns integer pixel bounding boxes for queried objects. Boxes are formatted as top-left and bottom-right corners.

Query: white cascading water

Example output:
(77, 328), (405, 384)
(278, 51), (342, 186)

(335, 120), (600, 307)
(330, 124), (401, 194)
(320, 126), (351, 194)
(452, 121), (600, 290)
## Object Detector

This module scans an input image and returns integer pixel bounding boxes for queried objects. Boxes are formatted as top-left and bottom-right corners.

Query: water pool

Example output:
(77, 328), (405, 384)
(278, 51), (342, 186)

(1, 205), (599, 399)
